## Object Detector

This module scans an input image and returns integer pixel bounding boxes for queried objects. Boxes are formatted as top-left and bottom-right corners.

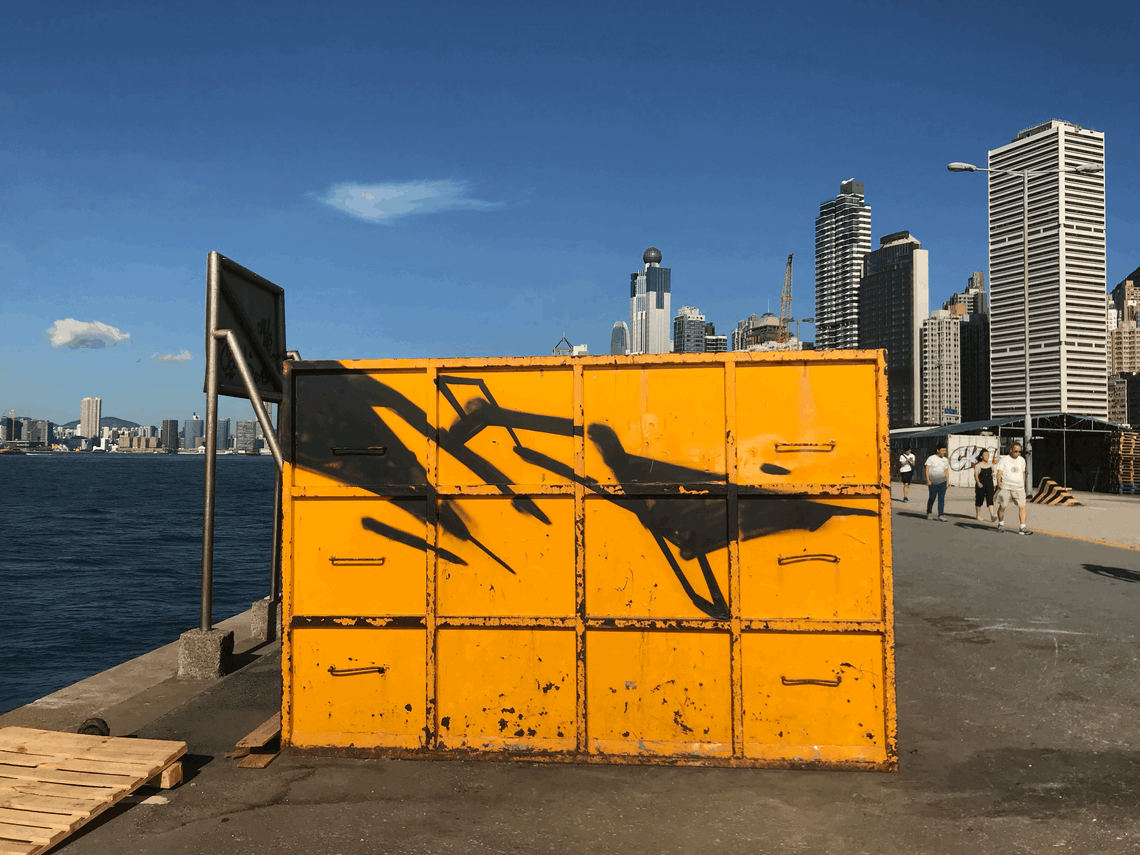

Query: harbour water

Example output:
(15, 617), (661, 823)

(0, 452), (276, 713)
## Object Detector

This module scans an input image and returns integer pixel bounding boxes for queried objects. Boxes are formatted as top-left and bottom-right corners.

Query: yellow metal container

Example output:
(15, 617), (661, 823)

(281, 351), (896, 770)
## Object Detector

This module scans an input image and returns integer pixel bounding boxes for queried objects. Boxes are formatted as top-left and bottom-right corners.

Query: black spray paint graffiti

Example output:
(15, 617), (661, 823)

(294, 373), (876, 619)
(948, 444), (997, 472)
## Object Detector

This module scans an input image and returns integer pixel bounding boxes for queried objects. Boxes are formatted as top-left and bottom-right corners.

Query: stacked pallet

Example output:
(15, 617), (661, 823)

(0, 727), (185, 855)
(1105, 431), (1140, 494)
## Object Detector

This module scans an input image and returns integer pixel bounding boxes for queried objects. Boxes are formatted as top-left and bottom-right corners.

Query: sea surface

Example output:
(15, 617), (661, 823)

(0, 452), (276, 714)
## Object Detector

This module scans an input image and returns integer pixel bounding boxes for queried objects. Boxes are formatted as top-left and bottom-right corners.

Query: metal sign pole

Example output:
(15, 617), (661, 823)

(201, 255), (222, 633)
(269, 405), (283, 606)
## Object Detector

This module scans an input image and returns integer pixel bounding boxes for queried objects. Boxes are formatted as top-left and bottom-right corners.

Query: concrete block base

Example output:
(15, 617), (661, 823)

(177, 628), (234, 680)
(250, 598), (282, 643)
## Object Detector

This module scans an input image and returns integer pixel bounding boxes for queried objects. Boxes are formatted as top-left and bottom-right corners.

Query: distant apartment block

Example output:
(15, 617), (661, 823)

(988, 120), (1107, 419)
(610, 321), (630, 356)
(815, 180), (872, 350)
(921, 310), (961, 425)
(858, 231), (928, 427)
(629, 247), (671, 354)
(943, 273), (991, 421)
(80, 396), (101, 438)
(1109, 267), (1140, 376)
(731, 313), (789, 351)
(704, 323), (728, 353)
(235, 420), (258, 452)
(673, 306), (707, 354)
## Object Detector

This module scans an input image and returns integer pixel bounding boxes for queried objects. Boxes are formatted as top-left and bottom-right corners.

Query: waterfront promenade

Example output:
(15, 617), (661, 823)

(4, 492), (1139, 853)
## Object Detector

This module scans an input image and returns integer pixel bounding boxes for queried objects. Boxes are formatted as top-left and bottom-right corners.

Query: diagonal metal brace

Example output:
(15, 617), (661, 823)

(214, 328), (283, 471)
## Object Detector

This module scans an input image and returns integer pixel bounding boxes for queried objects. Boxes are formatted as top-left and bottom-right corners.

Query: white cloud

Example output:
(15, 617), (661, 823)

(153, 350), (192, 362)
(321, 180), (503, 223)
(47, 318), (130, 349)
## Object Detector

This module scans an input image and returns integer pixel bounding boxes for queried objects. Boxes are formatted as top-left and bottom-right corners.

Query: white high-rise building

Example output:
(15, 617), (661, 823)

(80, 396), (101, 438)
(988, 120), (1107, 419)
(921, 310), (962, 425)
(815, 180), (872, 350)
(629, 247), (671, 354)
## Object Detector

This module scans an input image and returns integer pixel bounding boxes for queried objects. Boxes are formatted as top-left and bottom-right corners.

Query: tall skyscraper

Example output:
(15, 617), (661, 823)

(673, 306), (707, 353)
(629, 247), (671, 354)
(161, 419), (180, 450)
(921, 310), (961, 425)
(183, 413), (204, 449)
(815, 180), (872, 350)
(80, 396), (101, 438)
(610, 321), (630, 356)
(217, 417), (232, 450)
(989, 120), (1107, 419)
(858, 231), (929, 427)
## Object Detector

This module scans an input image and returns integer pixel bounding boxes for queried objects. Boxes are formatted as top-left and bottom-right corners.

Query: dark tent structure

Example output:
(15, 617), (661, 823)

(890, 413), (1119, 492)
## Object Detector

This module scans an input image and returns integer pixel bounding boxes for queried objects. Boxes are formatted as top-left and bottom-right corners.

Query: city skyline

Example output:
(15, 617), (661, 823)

(2, 4), (1138, 426)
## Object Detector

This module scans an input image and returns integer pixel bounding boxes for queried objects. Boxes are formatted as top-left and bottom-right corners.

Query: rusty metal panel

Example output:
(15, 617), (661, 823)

(437, 629), (576, 752)
(735, 362), (879, 487)
(292, 498), (427, 616)
(280, 352), (896, 771)
(437, 497), (575, 617)
(738, 496), (883, 621)
(586, 630), (732, 757)
(290, 627), (426, 749)
(740, 632), (888, 763)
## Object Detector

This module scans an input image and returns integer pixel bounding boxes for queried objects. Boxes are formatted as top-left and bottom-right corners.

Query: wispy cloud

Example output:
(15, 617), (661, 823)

(153, 350), (192, 362)
(47, 318), (130, 349)
(321, 180), (503, 223)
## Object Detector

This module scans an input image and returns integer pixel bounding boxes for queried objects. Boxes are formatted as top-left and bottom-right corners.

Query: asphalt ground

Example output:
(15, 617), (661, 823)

(45, 502), (1140, 855)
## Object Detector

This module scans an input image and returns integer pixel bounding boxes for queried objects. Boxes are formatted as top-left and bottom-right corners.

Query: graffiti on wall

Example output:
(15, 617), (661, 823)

(295, 373), (875, 619)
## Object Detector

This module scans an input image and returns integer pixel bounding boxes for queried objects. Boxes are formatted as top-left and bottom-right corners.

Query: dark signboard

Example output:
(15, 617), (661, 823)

(205, 251), (286, 402)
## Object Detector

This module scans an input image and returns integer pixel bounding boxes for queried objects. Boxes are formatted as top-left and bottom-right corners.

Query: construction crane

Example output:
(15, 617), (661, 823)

(776, 253), (794, 348)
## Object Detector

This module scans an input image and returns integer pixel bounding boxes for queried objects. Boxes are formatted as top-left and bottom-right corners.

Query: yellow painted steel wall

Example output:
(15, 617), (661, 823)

(281, 351), (896, 770)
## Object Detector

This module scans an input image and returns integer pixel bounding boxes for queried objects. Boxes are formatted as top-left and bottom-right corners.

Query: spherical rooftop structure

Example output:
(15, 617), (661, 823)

(643, 247), (662, 265)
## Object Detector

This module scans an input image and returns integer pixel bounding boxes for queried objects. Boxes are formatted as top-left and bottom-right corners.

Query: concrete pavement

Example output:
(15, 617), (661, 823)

(893, 482), (1140, 550)
(11, 500), (1140, 854)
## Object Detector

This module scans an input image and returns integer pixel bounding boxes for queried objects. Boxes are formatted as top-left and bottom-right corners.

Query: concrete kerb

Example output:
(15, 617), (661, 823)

(0, 605), (278, 738)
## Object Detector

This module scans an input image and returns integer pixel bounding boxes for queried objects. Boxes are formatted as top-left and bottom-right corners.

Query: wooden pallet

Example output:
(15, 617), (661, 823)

(226, 713), (281, 769)
(0, 727), (186, 855)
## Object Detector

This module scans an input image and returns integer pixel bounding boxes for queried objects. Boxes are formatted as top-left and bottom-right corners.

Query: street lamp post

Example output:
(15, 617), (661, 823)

(947, 159), (1103, 492)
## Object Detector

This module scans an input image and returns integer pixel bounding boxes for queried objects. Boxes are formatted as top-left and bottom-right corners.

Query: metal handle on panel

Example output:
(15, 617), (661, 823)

(329, 556), (386, 566)
(777, 553), (840, 566)
(781, 675), (842, 687)
(774, 440), (836, 453)
(330, 446), (388, 456)
(328, 665), (387, 677)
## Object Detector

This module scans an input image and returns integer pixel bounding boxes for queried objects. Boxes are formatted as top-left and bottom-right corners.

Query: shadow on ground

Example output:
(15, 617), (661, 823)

(896, 747), (1140, 823)
(1083, 563), (1140, 583)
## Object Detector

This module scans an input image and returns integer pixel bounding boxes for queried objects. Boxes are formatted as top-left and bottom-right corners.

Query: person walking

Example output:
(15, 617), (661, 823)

(973, 449), (996, 521)
(898, 446), (916, 503)
(994, 442), (1029, 534)
(925, 443), (950, 521)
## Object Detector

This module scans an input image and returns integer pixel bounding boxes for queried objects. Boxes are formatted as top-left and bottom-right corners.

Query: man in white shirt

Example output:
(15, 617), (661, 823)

(898, 447), (916, 503)
(925, 443), (950, 521)
(994, 442), (1029, 534)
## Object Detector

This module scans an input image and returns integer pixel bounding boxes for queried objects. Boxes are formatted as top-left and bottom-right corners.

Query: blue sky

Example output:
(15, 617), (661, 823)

(2, 0), (1138, 427)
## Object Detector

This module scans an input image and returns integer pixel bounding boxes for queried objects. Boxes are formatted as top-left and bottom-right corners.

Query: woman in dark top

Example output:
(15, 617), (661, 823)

(974, 449), (996, 521)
